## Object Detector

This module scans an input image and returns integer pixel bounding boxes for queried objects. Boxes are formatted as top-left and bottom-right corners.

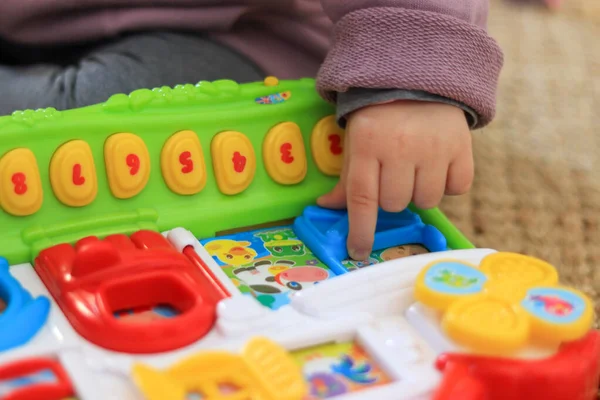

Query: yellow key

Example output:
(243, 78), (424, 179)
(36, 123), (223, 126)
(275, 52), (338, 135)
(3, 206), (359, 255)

(131, 337), (307, 400)
(211, 131), (256, 195)
(310, 115), (345, 176)
(414, 259), (487, 311)
(242, 337), (308, 400)
(521, 286), (594, 346)
(480, 252), (558, 296)
(443, 294), (530, 355)
(263, 122), (307, 185)
(0, 148), (43, 216)
(50, 140), (98, 207)
(104, 133), (151, 199)
(161, 130), (207, 195)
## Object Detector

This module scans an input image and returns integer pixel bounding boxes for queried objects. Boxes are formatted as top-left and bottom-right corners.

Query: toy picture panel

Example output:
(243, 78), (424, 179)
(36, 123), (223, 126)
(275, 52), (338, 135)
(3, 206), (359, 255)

(341, 244), (431, 272)
(291, 341), (392, 399)
(200, 225), (334, 310)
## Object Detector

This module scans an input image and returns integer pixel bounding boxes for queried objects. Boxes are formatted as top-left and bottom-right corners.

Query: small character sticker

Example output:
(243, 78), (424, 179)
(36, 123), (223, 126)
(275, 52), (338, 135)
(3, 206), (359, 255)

(255, 91), (291, 105)
(264, 239), (306, 257)
(522, 287), (587, 324)
(203, 239), (259, 266)
(379, 244), (429, 261)
(292, 341), (391, 399)
(423, 261), (487, 295)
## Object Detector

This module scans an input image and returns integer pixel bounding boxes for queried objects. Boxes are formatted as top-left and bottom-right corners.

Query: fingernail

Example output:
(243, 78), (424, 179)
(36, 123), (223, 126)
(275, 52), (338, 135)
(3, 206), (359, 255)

(350, 249), (369, 261)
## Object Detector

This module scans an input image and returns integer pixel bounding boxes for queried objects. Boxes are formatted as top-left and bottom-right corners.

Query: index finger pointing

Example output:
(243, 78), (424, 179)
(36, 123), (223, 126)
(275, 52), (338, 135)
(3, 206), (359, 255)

(346, 154), (380, 260)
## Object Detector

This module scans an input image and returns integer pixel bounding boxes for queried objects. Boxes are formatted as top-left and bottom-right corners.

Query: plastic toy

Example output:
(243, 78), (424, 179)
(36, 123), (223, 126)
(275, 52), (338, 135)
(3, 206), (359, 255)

(294, 206), (448, 275)
(34, 231), (226, 353)
(132, 337), (307, 400)
(0, 357), (76, 400)
(0, 77), (597, 400)
(0, 258), (50, 352)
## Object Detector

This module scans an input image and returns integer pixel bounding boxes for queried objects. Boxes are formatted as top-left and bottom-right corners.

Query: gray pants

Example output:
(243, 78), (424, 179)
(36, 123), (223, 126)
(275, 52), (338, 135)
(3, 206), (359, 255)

(0, 32), (265, 116)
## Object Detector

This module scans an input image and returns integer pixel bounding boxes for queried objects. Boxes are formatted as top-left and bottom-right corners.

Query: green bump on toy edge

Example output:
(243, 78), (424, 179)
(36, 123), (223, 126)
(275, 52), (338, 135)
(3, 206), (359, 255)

(0, 78), (470, 265)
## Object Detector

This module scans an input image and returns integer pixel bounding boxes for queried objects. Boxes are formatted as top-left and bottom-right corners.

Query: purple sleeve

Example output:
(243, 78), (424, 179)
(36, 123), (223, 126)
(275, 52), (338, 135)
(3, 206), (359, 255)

(316, 0), (504, 128)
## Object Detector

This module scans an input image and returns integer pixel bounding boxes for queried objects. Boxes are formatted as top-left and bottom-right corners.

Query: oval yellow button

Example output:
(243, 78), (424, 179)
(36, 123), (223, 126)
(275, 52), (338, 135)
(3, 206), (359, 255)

(443, 295), (529, 355)
(211, 131), (256, 195)
(311, 115), (345, 176)
(50, 140), (98, 207)
(0, 148), (43, 216)
(263, 122), (307, 185)
(161, 130), (207, 195)
(104, 133), (151, 199)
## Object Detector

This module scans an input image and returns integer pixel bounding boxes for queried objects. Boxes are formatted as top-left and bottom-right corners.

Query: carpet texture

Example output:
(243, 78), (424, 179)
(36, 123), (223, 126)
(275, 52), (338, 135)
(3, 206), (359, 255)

(440, 0), (600, 328)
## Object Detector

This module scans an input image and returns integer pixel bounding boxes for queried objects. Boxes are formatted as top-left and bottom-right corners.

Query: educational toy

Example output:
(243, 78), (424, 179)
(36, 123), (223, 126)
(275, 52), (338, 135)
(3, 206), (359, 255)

(0, 77), (597, 400)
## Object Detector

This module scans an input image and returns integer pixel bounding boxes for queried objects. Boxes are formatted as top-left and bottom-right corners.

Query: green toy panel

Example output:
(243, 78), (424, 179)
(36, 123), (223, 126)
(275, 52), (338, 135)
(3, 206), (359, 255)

(0, 78), (472, 265)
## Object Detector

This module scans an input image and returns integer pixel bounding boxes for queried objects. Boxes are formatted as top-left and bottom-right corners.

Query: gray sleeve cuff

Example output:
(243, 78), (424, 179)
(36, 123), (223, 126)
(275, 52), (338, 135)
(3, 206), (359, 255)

(336, 88), (478, 129)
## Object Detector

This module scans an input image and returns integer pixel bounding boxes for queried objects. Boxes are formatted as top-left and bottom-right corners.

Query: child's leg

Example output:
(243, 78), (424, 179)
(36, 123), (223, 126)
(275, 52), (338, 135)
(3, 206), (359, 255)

(0, 31), (265, 116)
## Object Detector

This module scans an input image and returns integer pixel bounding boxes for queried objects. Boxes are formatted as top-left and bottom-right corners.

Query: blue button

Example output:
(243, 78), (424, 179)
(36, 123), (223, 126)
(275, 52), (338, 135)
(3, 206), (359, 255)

(293, 206), (448, 275)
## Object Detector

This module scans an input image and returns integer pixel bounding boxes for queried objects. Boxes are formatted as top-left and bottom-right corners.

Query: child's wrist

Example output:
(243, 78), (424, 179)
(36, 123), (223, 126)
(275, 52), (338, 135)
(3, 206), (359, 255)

(336, 88), (478, 129)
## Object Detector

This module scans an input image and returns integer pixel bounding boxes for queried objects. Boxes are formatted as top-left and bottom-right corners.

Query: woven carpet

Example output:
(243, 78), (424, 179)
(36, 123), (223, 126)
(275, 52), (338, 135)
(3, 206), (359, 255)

(439, 0), (600, 328)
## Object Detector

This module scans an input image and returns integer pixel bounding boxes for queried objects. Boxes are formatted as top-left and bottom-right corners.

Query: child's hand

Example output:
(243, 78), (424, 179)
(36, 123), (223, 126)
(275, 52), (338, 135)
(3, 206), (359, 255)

(317, 101), (474, 261)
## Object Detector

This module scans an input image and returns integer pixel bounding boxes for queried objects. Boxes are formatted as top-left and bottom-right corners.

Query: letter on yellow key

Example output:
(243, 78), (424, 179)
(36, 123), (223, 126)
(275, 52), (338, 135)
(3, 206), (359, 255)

(161, 130), (207, 195)
(50, 140), (98, 207)
(211, 131), (256, 195)
(263, 122), (307, 185)
(0, 148), (43, 216)
(311, 115), (345, 176)
(104, 133), (151, 199)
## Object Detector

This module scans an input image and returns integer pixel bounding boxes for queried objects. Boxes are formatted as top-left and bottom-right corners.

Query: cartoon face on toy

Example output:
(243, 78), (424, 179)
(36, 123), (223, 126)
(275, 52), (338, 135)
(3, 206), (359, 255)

(232, 260), (295, 294)
(233, 260), (329, 294)
(380, 244), (429, 261)
(204, 239), (258, 266)
(265, 240), (306, 257)
(275, 266), (329, 291)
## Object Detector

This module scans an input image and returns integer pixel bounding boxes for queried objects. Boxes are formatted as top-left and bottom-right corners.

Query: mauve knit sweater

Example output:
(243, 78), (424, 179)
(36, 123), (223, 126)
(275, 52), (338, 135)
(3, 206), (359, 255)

(0, 0), (503, 127)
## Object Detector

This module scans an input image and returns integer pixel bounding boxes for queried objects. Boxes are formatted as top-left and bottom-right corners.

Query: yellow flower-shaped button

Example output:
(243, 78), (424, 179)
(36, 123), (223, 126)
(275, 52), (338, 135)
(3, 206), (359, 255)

(414, 252), (594, 356)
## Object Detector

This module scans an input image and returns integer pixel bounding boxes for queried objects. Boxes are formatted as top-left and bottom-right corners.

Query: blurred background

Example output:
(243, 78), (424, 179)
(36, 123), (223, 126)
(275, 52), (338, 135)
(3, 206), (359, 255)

(441, 0), (599, 326)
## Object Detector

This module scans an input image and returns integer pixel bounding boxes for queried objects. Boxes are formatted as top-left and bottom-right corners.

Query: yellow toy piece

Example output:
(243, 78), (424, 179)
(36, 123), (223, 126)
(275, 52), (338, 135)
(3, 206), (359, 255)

(480, 252), (559, 289)
(0, 148), (44, 216)
(263, 122), (307, 185)
(443, 294), (530, 354)
(310, 115), (345, 176)
(211, 131), (256, 195)
(414, 259), (486, 312)
(160, 130), (207, 195)
(415, 252), (594, 356)
(104, 132), (151, 199)
(263, 76), (279, 87)
(50, 140), (98, 207)
(132, 337), (307, 400)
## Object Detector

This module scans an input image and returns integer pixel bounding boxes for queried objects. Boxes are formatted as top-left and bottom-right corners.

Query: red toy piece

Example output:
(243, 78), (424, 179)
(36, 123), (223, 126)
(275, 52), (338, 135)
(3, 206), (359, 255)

(433, 330), (600, 400)
(0, 357), (75, 400)
(34, 231), (226, 354)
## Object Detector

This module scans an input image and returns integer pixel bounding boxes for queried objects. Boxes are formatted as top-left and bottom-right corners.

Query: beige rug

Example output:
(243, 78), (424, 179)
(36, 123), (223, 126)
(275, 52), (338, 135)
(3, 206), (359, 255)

(440, 0), (600, 328)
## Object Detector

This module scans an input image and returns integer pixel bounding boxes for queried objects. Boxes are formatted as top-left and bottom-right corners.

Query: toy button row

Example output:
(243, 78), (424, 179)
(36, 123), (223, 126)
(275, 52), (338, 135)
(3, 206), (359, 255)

(0, 116), (345, 217)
